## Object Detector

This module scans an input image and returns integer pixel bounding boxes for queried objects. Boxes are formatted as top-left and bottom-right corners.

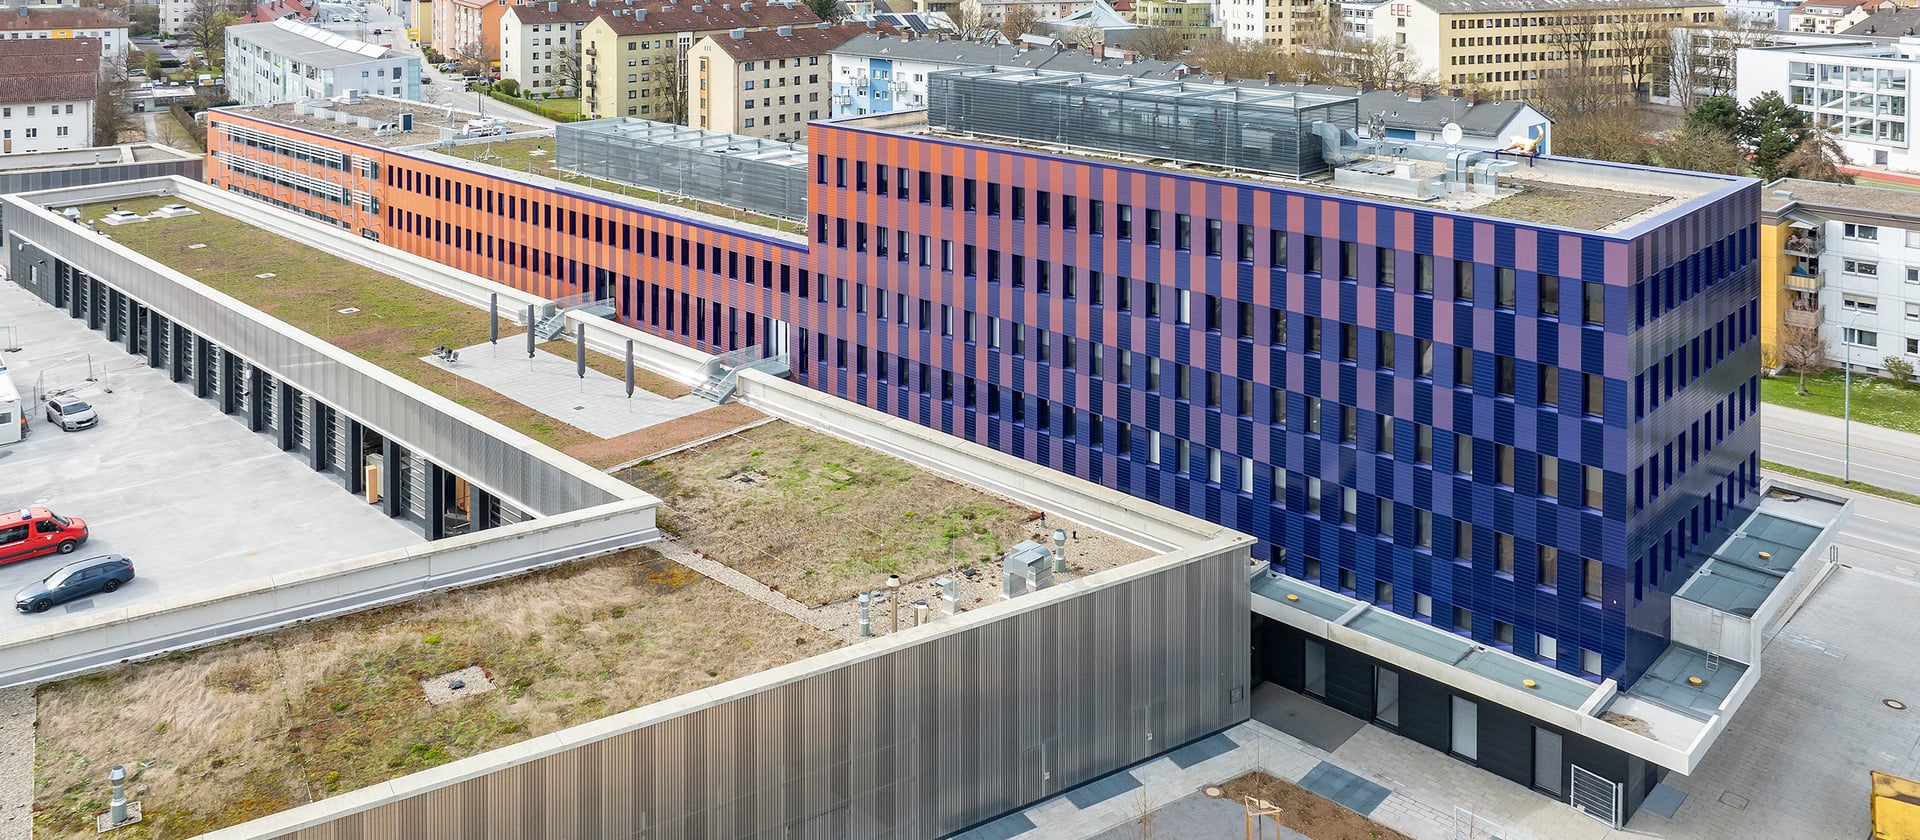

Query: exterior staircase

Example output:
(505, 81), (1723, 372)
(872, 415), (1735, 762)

(691, 345), (790, 403)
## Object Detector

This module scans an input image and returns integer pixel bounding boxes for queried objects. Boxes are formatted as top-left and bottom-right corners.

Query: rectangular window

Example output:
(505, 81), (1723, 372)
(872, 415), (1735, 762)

(1416, 254), (1434, 293)
(1146, 209), (1162, 245)
(1454, 260), (1474, 300)
(1845, 222), (1879, 240)
(1455, 521), (1474, 561)
(1271, 466), (1287, 504)
(1416, 593), (1434, 620)
(1063, 196), (1077, 229)
(1118, 205), (1132, 239)
(1377, 415), (1395, 454)
(1538, 545), (1559, 588)
(1585, 374), (1604, 417)
(1537, 634), (1558, 663)
(1455, 348), (1474, 388)
(1416, 509), (1433, 548)
(1377, 247), (1396, 287)
(1341, 241), (1359, 281)
(1539, 365), (1560, 407)
(1455, 434), (1473, 475)
(1206, 218), (1222, 256)
(1496, 444), (1515, 486)
(1149, 430), (1161, 464)
(1307, 397), (1323, 434)
(1846, 327), (1880, 347)
(1239, 224), (1256, 262)
(1583, 281), (1605, 324)
(1342, 487), (1358, 526)
(1496, 267), (1516, 309)
(1209, 448), (1222, 483)
(1240, 456), (1255, 493)
(1416, 425), (1433, 464)
(1584, 465), (1604, 510)
(1175, 213), (1191, 250)
(1308, 477), (1323, 515)
(1583, 557), (1604, 600)
(1496, 533), (1515, 575)
(1377, 499), (1394, 536)
(1538, 274), (1560, 317)
(1304, 235), (1322, 272)
(1539, 455), (1559, 498)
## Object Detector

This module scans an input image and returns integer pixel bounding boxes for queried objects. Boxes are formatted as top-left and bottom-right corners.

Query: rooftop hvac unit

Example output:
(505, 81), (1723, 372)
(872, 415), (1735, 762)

(400, 112), (414, 131)
(1001, 540), (1054, 599)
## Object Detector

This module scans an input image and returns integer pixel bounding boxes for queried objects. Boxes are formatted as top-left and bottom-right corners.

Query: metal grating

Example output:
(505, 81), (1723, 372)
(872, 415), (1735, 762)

(554, 118), (810, 222)
(926, 67), (1360, 178)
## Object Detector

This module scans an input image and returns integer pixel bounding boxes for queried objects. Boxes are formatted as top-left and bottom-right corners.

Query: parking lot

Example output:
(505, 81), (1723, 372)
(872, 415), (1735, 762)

(0, 280), (419, 630)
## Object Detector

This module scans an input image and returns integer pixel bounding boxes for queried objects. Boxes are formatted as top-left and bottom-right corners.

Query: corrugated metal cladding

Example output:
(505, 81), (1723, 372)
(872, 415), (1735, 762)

(3, 205), (620, 517)
(262, 546), (1251, 840)
(0, 157), (205, 229)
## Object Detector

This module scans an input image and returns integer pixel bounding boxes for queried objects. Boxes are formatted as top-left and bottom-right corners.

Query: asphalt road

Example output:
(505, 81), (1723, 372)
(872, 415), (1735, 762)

(1760, 402), (1920, 497)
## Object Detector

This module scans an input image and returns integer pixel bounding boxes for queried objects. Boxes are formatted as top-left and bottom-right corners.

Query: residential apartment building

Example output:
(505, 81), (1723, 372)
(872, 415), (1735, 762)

(225, 18), (421, 105)
(0, 7), (127, 59)
(439, 0), (509, 63)
(411, 0), (435, 46)
(0, 36), (97, 153)
(1119, 0), (1217, 40)
(500, 0), (599, 95)
(687, 23), (864, 142)
(826, 33), (1551, 150)
(1215, 0), (1338, 47)
(1379, 0), (1724, 102)
(1738, 39), (1914, 171)
(955, 0), (1085, 25)
(1761, 179), (1920, 374)
(1789, 0), (1894, 33)
(205, 74), (1768, 824)
(578, 0), (820, 121)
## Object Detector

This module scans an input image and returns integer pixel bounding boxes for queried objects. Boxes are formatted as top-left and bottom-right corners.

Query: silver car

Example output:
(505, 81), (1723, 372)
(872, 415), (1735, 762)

(45, 395), (98, 431)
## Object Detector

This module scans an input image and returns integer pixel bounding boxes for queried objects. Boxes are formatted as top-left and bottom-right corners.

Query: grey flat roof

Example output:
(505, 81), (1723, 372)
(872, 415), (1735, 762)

(229, 18), (396, 69)
(1632, 645), (1749, 720)
(1677, 560), (1780, 616)
(1250, 573), (1351, 621)
(1255, 573), (1598, 711)
(1676, 488), (1841, 614)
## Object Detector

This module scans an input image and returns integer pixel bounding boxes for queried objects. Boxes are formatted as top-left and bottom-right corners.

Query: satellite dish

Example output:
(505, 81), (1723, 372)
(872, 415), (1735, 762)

(1442, 123), (1463, 146)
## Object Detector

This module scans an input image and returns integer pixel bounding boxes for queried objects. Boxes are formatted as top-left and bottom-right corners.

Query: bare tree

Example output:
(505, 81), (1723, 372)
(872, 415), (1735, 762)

(1188, 40), (1328, 84)
(657, 52), (688, 125)
(1537, 4), (1612, 116)
(1326, 34), (1432, 89)
(181, 0), (244, 63)
(1655, 125), (1745, 174)
(1611, 2), (1678, 104)
(1125, 27), (1189, 61)
(1000, 3), (1043, 39)
(1778, 323), (1828, 396)
(93, 56), (136, 147)
(553, 42), (582, 94)
(948, 3), (985, 38)
(1776, 126), (1855, 183)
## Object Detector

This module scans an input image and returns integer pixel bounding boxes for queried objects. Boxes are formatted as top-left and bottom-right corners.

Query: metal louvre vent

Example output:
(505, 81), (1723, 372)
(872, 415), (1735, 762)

(330, 412), (352, 477)
(294, 394), (313, 454)
(406, 453), (430, 519)
(262, 375), (280, 430)
(554, 118), (809, 223)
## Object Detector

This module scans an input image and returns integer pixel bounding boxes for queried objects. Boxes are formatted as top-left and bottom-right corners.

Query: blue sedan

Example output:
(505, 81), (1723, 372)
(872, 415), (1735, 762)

(16, 555), (135, 613)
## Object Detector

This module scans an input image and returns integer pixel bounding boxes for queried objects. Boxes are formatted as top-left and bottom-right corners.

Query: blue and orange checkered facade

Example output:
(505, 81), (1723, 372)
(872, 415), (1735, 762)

(206, 109), (1762, 687)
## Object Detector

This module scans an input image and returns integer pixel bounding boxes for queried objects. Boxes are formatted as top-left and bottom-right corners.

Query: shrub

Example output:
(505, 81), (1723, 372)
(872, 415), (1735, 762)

(1885, 355), (1915, 383)
(495, 77), (520, 97)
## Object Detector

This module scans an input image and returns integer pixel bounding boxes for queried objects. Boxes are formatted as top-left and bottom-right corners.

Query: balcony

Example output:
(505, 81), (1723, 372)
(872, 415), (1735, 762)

(1784, 232), (1822, 257)
(585, 46), (596, 56)
(1784, 264), (1824, 293)
(1784, 303), (1822, 329)
(585, 77), (596, 88)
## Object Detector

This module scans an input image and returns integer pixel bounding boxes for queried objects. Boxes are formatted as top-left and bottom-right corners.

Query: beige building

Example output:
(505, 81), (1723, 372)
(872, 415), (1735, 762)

(1215, 0), (1340, 46)
(1119, 0), (1219, 40)
(579, 0), (820, 121)
(688, 23), (866, 142)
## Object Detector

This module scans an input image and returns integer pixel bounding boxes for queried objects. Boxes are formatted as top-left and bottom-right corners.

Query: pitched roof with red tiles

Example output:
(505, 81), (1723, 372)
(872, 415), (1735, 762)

(0, 37), (100, 104)
(592, 1), (820, 36)
(698, 22), (877, 61)
(0, 7), (127, 32)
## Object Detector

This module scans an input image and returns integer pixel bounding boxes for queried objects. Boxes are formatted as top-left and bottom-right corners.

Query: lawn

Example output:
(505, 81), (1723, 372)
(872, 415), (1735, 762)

(1476, 180), (1668, 231)
(1762, 368), (1920, 435)
(82, 197), (682, 451)
(436, 138), (806, 236)
(32, 548), (837, 839)
(617, 421), (1116, 606)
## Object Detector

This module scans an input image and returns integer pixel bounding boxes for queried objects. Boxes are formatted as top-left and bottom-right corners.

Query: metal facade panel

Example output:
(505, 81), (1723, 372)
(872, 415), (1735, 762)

(2, 206), (620, 516)
(247, 546), (1246, 840)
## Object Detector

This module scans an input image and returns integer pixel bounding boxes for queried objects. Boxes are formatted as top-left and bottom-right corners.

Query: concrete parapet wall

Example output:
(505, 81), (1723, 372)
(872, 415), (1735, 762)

(0, 501), (658, 688)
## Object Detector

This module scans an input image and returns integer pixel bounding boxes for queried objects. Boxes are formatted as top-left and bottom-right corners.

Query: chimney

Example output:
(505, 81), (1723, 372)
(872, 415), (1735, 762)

(1295, 72), (1307, 85)
(1408, 84), (1425, 102)
(1211, 70), (1226, 82)
(1262, 70), (1275, 85)
(730, 25), (745, 36)
(1465, 88), (1477, 106)
(1091, 41), (1103, 59)
(777, 23), (790, 34)
(1447, 85), (1463, 98)
(1359, 79), (1374, 92)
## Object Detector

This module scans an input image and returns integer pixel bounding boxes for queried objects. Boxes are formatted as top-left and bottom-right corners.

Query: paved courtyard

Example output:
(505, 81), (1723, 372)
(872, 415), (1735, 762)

(441, 340), (709, 438)
(0, 280), (420, 634)
(955, 554), (1905, 840)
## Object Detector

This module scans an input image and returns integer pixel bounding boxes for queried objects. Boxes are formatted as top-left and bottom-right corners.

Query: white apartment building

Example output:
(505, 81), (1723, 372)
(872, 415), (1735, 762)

(1766, 179), (1920, 374)
(499, 0), (598, 95)
(225, 18), (421, 105)
(1739, 39), (1915, 171)
(688, 23), (864, 142)
(0, 36), (97, 153)
(1215, 0), (1340, 46)
(0, 7), (128, 59)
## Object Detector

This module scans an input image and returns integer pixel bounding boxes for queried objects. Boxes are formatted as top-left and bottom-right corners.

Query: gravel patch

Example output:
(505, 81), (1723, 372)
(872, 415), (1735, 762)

(420, 666), (497, 705)
(0, 686), (33, 840)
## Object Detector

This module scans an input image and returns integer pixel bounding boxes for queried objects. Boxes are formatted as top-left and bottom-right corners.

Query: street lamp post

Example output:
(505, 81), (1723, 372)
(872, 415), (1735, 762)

(1845, 310), (1867, 484)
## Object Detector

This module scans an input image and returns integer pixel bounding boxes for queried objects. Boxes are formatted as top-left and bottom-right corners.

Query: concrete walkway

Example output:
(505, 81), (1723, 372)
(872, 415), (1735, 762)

(439, 341), (709, 439)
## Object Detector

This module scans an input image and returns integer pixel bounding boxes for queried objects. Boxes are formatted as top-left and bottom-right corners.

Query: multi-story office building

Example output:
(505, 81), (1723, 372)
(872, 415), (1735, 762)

(578, 0), (820, 121)
(827, 35), (1552, 150)
(0, 7), (127, 59)
(225, 18), (421, 105)
(1760, 178), (1920, 372)
(0, 36), (97, 153)
(499, 0), (599, 95)
(1739, 38), (1917, 171)
(1383, 0), (1724, 102)
(203, 64), (1782, 823)
(687, 23), (864, 142)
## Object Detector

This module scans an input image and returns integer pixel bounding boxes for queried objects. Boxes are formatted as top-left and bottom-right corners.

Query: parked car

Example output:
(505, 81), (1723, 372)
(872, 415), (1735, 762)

(0, 508), (90, 566)
(161, 39), (180, 48)
(15, 554), (135, 613)
(45, 395), (98, 431)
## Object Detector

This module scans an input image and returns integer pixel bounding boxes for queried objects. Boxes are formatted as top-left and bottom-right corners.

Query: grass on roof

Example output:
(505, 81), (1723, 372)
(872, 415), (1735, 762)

(1475, 180), (1668, 231)
(84, 196), (627, 451)
(32, 548), (836, 839)
(434, 137), (806, 236)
